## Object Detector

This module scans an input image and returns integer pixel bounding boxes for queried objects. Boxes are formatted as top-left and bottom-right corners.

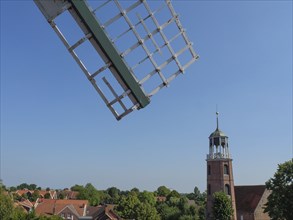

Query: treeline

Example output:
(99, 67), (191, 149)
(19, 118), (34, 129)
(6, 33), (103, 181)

(70, 184), (206, 220)
(2, 182), (206, 220)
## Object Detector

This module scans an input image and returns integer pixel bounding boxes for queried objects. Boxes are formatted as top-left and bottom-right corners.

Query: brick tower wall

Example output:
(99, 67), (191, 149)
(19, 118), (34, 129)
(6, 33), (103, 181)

(206, 159), (237, 220)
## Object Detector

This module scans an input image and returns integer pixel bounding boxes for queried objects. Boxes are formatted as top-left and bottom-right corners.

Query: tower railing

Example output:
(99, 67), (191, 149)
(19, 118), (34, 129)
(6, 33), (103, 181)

(206, 153), (231, 160)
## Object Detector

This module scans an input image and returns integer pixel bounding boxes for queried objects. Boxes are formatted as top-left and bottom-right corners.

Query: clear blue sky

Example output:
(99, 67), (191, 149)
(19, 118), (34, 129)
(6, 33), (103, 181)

(1, 0), (292, 193)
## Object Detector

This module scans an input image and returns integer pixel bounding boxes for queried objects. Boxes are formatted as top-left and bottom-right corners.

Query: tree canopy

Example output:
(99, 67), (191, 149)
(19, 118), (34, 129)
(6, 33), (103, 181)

(76, 183), (101, 206)
(212, 191), (233, 220)
(0, 189), (62, 220)
(3, 182), (206, 220)
(265, 160), (293, 220)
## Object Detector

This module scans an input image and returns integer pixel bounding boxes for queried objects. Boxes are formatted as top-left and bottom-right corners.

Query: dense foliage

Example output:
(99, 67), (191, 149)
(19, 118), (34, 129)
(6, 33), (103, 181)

(265, 160), (293, 220)
(212, 191), (233, 220)
(0, 188), (62, 220)
(2, 182), (207, 220)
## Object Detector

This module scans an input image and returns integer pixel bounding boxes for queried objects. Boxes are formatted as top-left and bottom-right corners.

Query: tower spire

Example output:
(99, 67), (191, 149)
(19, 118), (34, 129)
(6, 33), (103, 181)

(216, 111), (219, 130)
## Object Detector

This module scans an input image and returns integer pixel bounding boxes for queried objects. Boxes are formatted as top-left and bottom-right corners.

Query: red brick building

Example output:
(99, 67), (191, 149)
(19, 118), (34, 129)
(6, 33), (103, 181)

(206, 113), (270, 220)
(206, 112), (237, 220)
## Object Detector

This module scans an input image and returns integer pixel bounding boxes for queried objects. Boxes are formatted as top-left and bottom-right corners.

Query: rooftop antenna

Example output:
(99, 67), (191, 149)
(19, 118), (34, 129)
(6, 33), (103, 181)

(34, 0), (198, 120)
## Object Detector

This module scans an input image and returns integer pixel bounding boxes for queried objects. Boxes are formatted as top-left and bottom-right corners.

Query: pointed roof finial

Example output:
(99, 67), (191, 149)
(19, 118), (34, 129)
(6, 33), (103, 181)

(216, 111), (219, 130)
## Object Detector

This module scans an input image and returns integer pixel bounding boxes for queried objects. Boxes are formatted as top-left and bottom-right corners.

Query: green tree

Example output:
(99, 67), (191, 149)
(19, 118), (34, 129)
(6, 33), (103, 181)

(25, 208), (38, 220)
(0, 189), (14, 220)
(17, 183), (29, 190)
(264, 160), (293, 220)
(57, 191), (65, 199)
(212, 191), (233, 220)
(166, 190), (180, 200)
(77, 183), (100, 206)
(70, 184), (84, 192)
(139, 191), (156, 206)
(29, 184), (37, 190)
(116, 194), (140, 219)
(198, 206), (206, 220)
(107, 187), (120, 197)
(157, 186), (171, 197)
(11, 206), (27, 220)
(136, 202), (161, 220)
(156, 203), (181, 220)
(44, 192), (51, 199)
(116, 193), (160, 220)
(30, 190), (40, 202)
(178, 215), (196, 220)
(9, 186), (17, 192)
(130, 187), (140, 195)
(106, 187), (120, 204)
(193, 187), (201, 201)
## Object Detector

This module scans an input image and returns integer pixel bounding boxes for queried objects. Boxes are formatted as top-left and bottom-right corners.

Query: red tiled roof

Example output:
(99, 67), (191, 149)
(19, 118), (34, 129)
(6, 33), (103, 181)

(59, 190), (79, 199)
(235, 185), (266, 212)
(87, 205), (121, 220)
(18, 199), (33, 208)
(16, 189), (33, 196)
(35, 199), (88, 217)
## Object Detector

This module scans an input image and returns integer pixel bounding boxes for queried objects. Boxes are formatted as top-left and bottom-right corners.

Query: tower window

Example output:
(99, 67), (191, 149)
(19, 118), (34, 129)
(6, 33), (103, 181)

(225, 184), (230, 195)
(224, 164), (229, 175)
(208, 184), (211, 195)
(208, 165), (211, 175)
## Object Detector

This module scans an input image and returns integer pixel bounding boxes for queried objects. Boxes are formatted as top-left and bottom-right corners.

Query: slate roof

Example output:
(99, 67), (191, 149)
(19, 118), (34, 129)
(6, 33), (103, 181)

(234, 185), (266, 213)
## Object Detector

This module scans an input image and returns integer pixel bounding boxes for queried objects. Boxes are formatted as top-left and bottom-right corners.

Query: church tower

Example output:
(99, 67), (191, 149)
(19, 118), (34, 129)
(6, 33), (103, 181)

(206, 112), (237, 220)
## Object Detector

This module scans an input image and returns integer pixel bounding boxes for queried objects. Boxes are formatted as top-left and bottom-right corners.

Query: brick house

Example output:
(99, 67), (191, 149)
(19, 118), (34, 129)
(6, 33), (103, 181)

(57, 190), (79, 200)
(35, 199), (121, 220)
(35, 199), (88, 220)
(15, 189), (57, 199)
(86, 205), (121, 220)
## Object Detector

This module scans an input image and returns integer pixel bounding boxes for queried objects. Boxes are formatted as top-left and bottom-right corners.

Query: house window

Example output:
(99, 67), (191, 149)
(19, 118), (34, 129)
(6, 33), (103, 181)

(67, 213), (72, 219)
(208, 184), (211, 195)
(208, 165), (211, 175)
(225, 184), (230, 195)
(224, 164), (229, 175)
